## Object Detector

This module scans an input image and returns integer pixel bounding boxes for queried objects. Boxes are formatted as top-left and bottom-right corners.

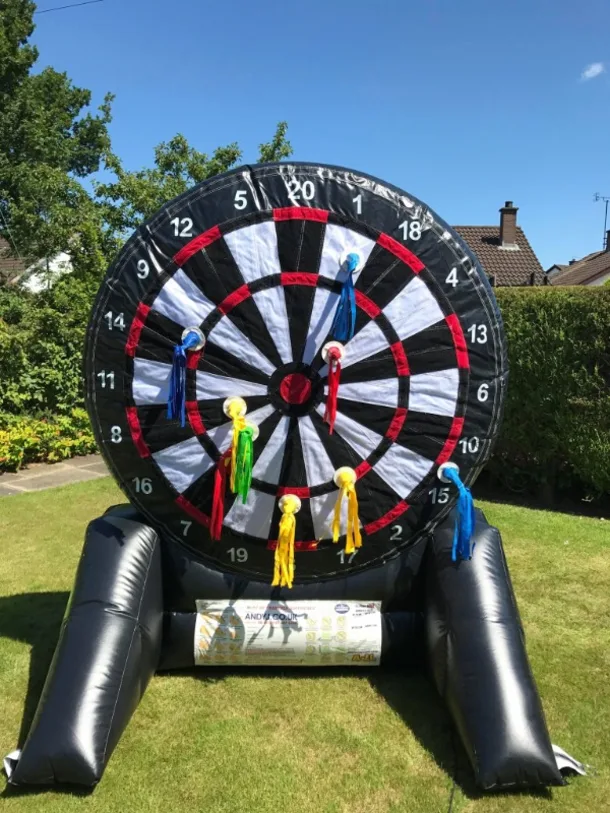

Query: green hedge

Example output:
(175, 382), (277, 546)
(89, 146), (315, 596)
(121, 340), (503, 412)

(0, 409), (96, 471)
(0, 282), (609, 497)
(492, 287), (610, 496)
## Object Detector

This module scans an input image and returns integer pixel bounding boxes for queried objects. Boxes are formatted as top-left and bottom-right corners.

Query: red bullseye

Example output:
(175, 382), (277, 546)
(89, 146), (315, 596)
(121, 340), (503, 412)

(279, 373), (312, 405)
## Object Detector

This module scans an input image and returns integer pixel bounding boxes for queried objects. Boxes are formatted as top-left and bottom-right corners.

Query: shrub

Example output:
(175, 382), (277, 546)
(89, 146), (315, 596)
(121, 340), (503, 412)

(492, 286), (610, 496)
(0, 409), (96, 471)
(0, 276), (96, 416)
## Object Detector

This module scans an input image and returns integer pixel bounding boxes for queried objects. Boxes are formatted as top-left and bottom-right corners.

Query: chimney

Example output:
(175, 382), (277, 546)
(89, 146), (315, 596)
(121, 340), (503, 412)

(499, 201), (518, 248)
(605, 229), (610, 251)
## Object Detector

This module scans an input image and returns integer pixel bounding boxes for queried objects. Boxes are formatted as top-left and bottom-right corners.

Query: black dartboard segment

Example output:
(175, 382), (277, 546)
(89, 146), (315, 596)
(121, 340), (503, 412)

(86, 162), (508, 582)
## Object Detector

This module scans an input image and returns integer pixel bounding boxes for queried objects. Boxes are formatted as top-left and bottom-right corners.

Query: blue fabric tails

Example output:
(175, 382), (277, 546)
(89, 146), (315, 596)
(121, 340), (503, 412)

(167, 331), (202, 427)
(443, 465), (476, 562)
(330, 252), (359, 342)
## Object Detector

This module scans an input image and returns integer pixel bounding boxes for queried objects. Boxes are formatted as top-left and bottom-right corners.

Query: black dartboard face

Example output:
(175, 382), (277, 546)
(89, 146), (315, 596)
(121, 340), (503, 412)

(86, 163), (507, 582)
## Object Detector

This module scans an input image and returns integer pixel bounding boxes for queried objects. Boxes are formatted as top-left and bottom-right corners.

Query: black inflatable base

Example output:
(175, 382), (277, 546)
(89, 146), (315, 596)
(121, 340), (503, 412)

(7, 507), (563, 791)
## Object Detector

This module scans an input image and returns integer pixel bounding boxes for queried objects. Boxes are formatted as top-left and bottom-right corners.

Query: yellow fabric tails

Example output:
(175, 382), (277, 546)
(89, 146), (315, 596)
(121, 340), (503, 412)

(332, 466), (362, 555)
(223, 396), (258, 503)
(272, 494), (301, 589)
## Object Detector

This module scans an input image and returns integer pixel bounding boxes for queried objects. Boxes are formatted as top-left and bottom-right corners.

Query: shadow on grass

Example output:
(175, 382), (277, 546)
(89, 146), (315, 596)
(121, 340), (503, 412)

(368, 670), (553, 803)
(0, 591), (95, 798)
(0, 591), (69, 747)
(473, 470), (607, 519)
(169, 664), (552, 802)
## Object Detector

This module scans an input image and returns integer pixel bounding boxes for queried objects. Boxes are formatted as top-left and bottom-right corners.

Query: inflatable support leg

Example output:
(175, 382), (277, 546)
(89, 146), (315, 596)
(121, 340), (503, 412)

(425, 509), (563, 790)
(6, 514), (163, 787)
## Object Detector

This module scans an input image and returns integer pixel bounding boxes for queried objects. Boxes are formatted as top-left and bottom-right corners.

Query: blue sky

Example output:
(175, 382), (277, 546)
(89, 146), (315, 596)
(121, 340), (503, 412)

(32, 0), (610, 268)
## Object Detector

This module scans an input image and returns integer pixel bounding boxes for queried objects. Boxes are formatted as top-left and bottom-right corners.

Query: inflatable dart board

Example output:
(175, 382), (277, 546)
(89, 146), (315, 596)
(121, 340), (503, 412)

(86, 162), (508, 585)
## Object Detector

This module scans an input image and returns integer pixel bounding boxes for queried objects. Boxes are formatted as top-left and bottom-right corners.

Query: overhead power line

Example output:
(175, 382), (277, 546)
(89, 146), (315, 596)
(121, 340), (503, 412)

(35, 0), (104, 14)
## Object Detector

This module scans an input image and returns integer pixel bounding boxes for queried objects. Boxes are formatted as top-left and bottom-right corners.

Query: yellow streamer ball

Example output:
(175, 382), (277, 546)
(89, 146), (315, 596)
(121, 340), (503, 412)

(272, 494), (301, 589)
(332, 467), (362, 555)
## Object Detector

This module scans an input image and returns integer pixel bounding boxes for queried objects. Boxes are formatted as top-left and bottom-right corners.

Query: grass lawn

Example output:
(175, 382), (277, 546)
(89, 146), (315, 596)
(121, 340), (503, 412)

(0, 478), (608, 813)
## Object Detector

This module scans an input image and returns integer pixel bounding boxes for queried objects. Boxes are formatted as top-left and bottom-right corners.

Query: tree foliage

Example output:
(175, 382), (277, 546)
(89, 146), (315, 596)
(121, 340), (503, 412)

(0, 0), (113, 276)
(0, 0), (292, 283)
(96, 122), (292, 236)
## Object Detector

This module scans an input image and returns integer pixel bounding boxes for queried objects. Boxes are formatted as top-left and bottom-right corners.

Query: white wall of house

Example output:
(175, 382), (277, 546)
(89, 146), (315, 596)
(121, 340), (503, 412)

(22, 252), (72, 292)
(587, 270), (610, 286)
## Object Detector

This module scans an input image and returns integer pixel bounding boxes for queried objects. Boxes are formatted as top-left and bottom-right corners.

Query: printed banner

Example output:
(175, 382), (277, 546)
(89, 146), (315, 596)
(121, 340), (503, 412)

(194, 599), (382, 667)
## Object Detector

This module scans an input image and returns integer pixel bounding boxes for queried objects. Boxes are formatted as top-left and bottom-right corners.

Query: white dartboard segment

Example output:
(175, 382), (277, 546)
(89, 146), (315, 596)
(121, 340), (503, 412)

(302, 287), (341, 364)
(151, 269), (215, 327)
(223, 221), (282, 282)
(315, 404), (383, 460)
(153, 437), (215, 494)
(251, 288), (293, 365)
(382, 276), (444, 341)
(224, 489), (277, 539)
(325, 378), (399, 409)
(206, 316), (276, 377)
(310, 490), (348, 541)
(373, 443), (435, 499)
(409, 369), (460, 417)
(299, 414), (337, 487)
(318, 225), (376, 281)
(132, 358), (172, 405)
(252, 417), (290, 484)
(195, 371), (269, 401)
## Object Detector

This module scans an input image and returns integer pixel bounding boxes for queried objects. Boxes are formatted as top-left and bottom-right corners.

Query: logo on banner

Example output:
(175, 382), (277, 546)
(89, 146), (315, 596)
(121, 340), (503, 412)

(334, 603), (350, 614)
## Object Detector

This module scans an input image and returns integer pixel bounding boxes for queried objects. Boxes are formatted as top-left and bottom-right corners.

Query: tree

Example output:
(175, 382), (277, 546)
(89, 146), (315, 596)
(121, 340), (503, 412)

(96, 122), (292, 237)
(0, 0), (113, 279)
(0, 2), (292, 284)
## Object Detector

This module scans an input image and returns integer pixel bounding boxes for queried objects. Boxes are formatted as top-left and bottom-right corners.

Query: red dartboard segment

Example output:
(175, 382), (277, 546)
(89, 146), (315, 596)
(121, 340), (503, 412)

(218, 284), (250, 315)
(173, 225), (221, 267)
(267, 540), (319, 551)
(445, 314), (470, 370)
(377, 233), (425, 273)
(364, 501), (411, 535)
(126, 406), (150, 458)
(87, 162), (506, 582)
(125, 303), (150, 358)
(273, 207), (329, 223)
(175, 495), (210, 528)
(355, 290), (382, 318)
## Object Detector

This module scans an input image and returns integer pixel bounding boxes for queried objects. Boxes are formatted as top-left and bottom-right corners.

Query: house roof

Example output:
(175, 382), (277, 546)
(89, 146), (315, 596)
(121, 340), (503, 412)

(452, 225), (545, 286)
(0, 236), (30, 283)
(550, 250), (610, 285)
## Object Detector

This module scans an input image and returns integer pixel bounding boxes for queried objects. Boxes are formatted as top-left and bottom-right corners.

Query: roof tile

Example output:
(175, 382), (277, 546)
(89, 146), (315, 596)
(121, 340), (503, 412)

(452, 226), (545, 286)
(551, 250), (610, 285)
